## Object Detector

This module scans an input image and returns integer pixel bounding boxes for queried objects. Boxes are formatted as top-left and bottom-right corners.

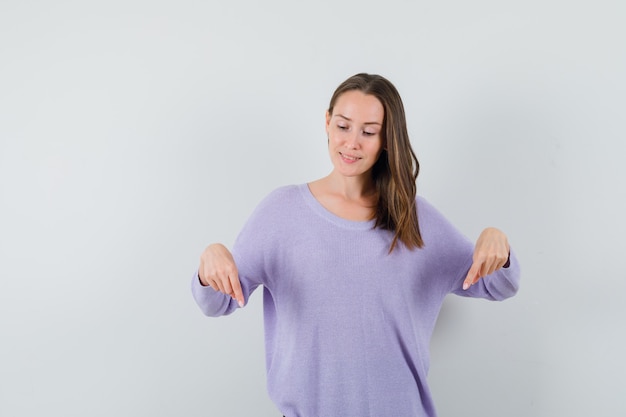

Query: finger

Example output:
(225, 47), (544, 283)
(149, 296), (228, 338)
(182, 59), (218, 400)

(480, 258), (495, 277)
(200, 268), (219, 291)
(483, 253), (507, 276)
(221, 273), (234, 296)
(496, 252), (510, 270)
(207, 279), (219, 292)
(463, 262), (481, 290)
(229, 271), (245, 308)
(214, 274), (226, 293)
(198, 262), (212, 287)
(490, 257), (503, 274)
(219, 266), (237, 300)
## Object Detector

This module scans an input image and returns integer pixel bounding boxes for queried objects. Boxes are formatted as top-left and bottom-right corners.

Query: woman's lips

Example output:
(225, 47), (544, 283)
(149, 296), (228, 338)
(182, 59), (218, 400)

(339, 152), (361, 163)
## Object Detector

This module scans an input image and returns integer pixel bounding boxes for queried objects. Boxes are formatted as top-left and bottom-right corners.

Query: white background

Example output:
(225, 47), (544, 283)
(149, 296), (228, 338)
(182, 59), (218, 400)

(1, 0), (624, 416)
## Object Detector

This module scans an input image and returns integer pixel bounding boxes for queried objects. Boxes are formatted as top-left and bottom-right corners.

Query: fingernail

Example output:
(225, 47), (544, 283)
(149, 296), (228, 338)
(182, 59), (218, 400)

(238, 300), (244, 308)
(463, 282), (469, 290)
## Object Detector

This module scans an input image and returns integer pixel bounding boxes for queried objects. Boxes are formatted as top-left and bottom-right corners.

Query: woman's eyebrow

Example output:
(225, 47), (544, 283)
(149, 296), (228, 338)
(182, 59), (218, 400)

(335, 114), (382, 126)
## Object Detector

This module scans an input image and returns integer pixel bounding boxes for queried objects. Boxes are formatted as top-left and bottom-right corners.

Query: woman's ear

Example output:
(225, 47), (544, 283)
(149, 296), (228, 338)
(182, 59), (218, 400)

(325, 111), (331, 134)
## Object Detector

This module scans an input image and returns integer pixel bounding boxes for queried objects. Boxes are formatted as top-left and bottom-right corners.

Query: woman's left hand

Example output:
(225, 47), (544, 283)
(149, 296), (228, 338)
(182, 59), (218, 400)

(463, 227), (510, 290)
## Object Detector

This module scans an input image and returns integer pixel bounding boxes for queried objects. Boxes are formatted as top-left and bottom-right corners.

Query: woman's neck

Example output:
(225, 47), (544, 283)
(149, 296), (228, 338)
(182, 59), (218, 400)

(307, 172), (378, 221)
(326, 171), (376, 199)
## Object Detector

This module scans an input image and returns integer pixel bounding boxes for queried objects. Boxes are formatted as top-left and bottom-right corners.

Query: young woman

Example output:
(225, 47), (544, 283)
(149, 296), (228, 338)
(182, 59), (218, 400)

(192, 73), (520, 417)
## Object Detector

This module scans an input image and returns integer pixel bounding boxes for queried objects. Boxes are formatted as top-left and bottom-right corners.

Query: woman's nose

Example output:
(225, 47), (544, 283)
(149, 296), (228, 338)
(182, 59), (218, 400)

(345, 131), (359, 149)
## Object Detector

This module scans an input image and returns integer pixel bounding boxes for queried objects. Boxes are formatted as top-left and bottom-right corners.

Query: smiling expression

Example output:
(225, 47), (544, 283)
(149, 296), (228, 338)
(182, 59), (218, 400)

(325, 90), (385, 180)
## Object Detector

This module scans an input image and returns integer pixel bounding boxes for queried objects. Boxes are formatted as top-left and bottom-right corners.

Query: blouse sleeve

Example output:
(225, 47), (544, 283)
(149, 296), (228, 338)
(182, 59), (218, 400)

(191, 191), (281, 316)
(416, 196), (521, 302)
(451, 249), (521, 301)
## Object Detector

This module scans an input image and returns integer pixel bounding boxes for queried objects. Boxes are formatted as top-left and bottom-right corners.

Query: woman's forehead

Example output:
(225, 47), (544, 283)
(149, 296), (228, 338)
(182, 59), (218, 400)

(332, 91), (384, 122)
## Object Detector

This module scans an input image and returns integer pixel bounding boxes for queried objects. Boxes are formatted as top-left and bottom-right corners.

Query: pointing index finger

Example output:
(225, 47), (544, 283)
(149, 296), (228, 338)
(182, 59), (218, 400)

(229, 271), (245, 308)
(463, 262), (480, 290)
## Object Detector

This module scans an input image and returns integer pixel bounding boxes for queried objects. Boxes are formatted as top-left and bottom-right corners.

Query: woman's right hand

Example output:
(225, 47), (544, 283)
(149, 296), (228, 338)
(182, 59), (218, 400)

(198, 243), (244, 308)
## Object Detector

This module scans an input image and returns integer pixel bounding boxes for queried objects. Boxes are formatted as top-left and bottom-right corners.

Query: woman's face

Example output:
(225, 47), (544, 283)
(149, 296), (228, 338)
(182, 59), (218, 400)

(325, 90), (384, 180)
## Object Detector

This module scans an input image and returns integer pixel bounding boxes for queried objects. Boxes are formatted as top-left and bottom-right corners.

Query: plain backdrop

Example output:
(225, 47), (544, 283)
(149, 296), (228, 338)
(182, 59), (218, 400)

(1, 0), (625, 416)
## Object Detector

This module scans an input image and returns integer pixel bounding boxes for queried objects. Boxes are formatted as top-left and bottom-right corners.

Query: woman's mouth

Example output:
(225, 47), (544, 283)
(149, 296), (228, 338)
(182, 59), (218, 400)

(339, 152), (361, 163)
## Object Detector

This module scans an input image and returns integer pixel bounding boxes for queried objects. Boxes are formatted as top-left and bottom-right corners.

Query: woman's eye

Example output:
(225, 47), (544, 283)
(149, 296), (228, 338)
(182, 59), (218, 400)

(338, 125), (348, 130)
(363, 131), (375, 136)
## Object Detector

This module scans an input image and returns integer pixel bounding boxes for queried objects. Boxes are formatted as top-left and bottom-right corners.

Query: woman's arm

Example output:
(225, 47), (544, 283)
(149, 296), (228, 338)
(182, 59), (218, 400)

(452, 227), (520, 301)
(198, 243), (245, 308)
(462, 227), (511, 291)
(191, 243), (251, 317)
